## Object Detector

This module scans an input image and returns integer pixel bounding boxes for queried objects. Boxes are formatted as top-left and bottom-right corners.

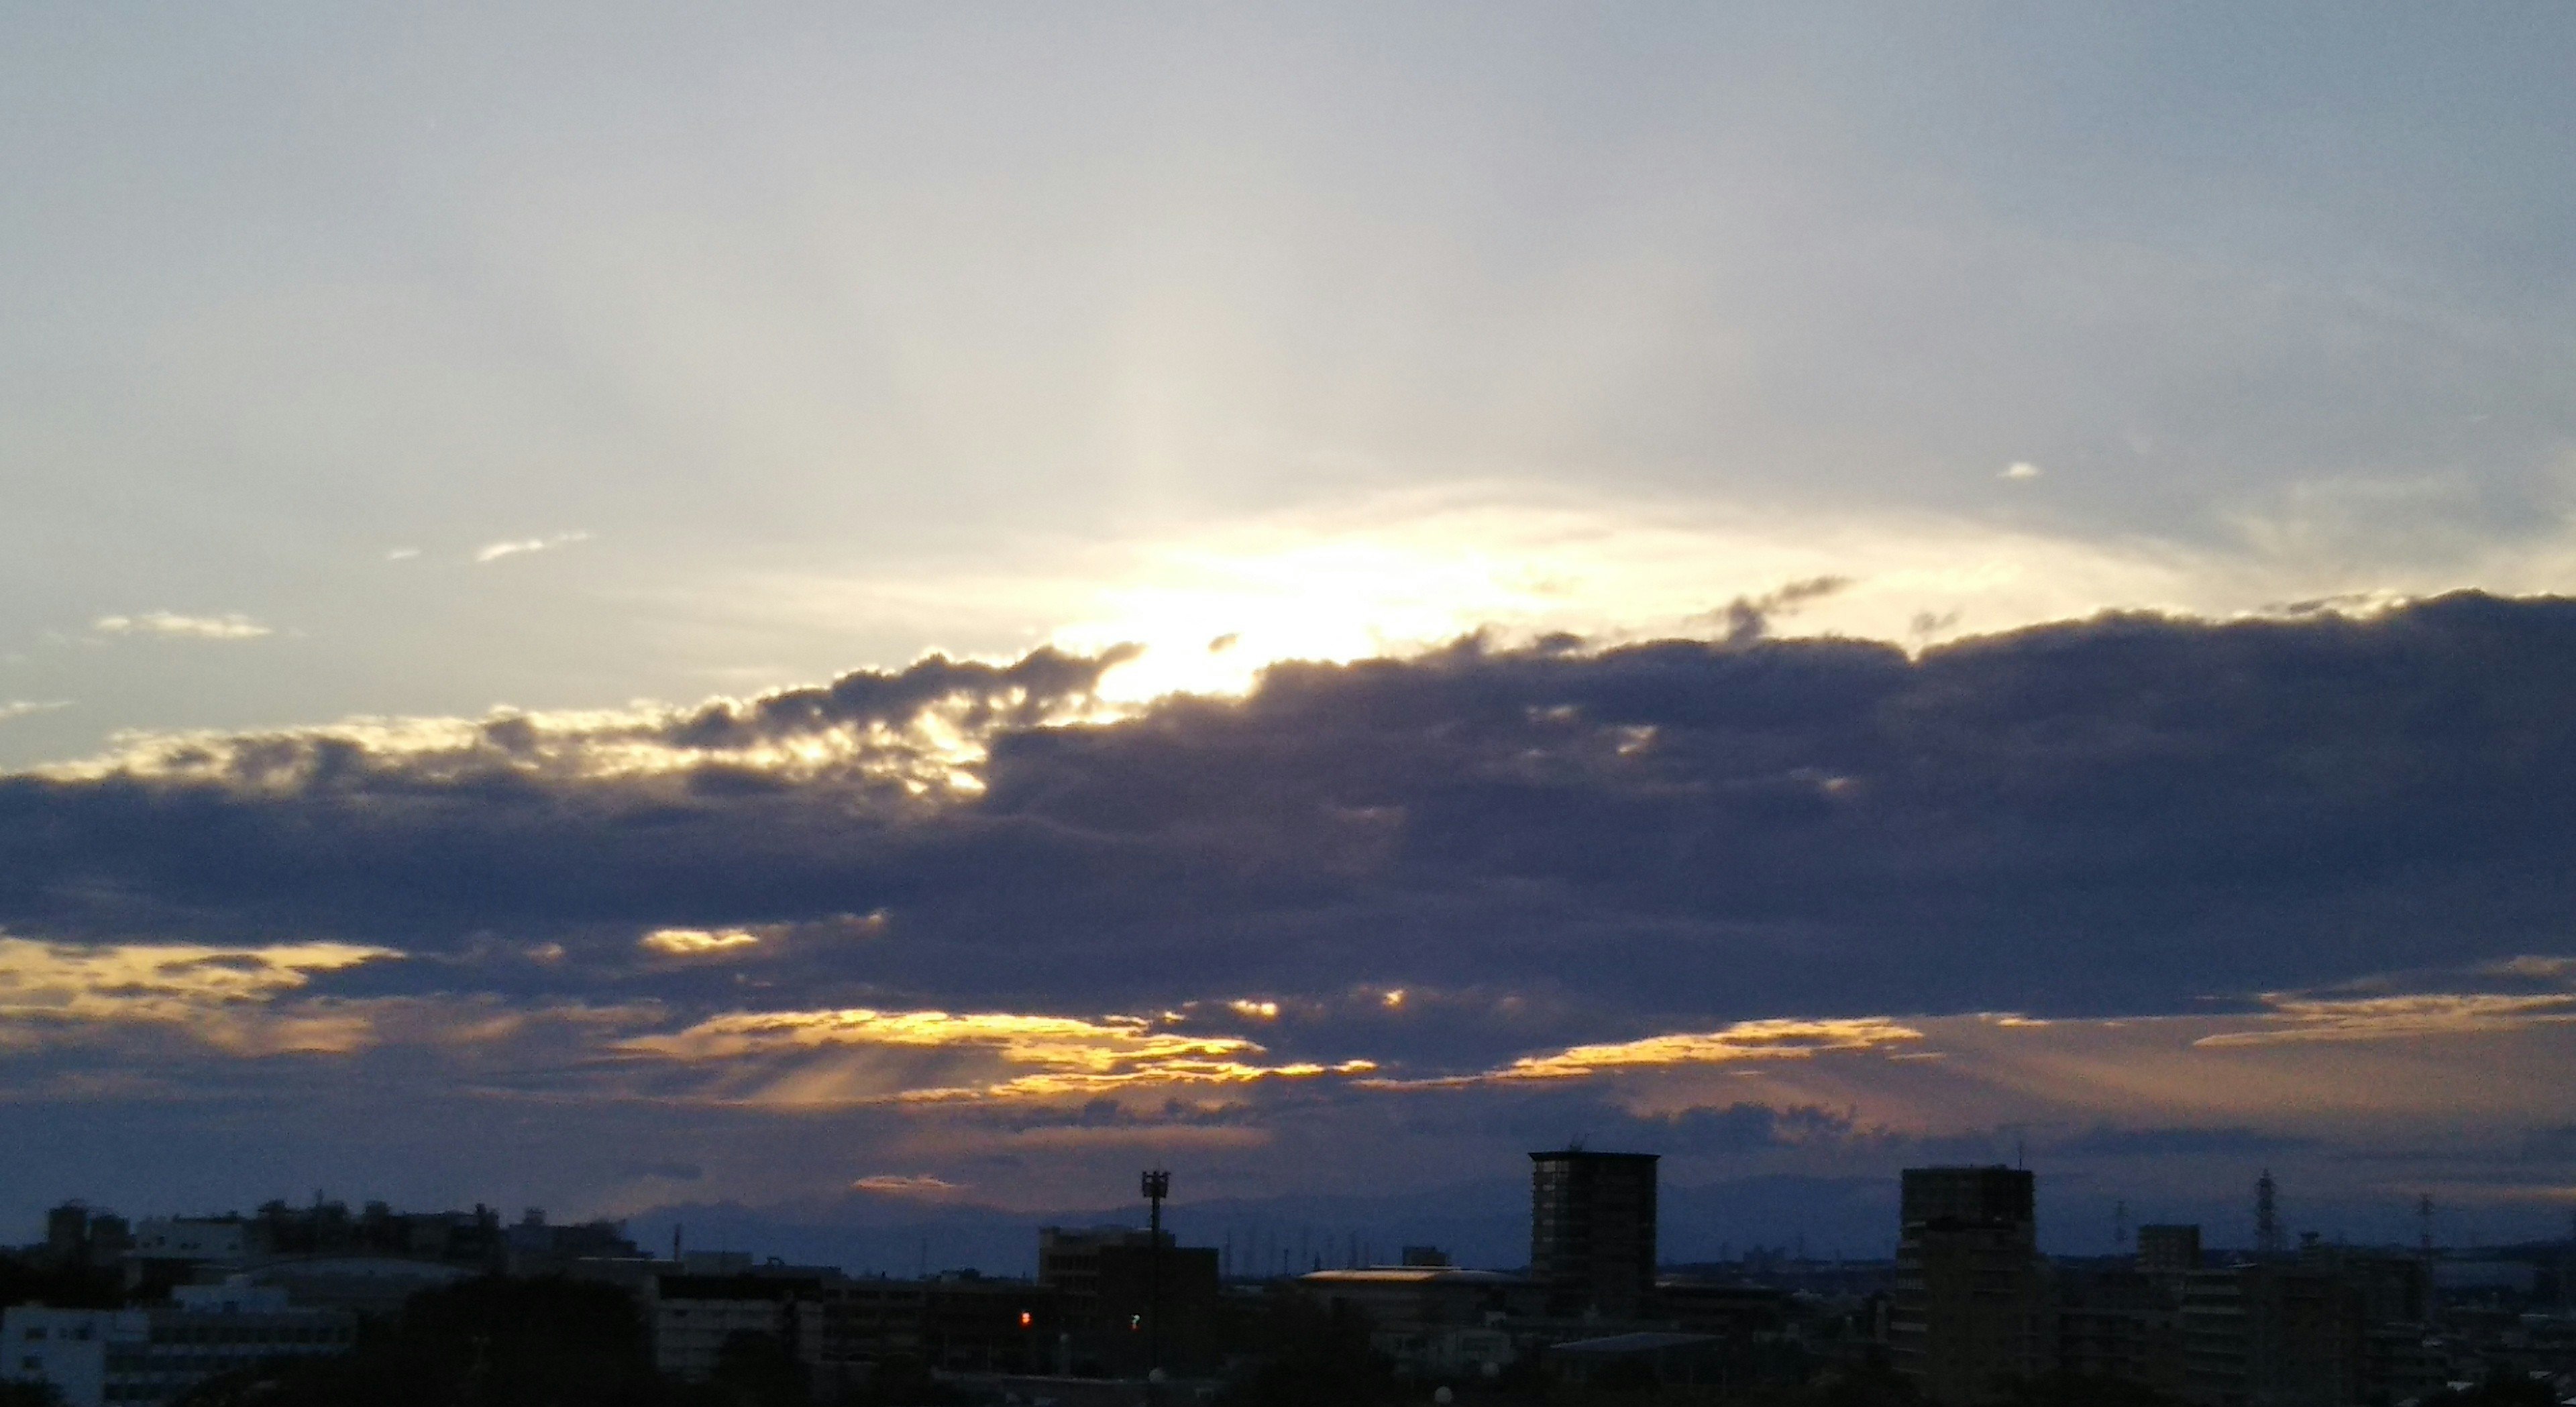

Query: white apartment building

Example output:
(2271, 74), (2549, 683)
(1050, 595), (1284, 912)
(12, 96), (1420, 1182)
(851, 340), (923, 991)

(1, 1280), (354, 1407)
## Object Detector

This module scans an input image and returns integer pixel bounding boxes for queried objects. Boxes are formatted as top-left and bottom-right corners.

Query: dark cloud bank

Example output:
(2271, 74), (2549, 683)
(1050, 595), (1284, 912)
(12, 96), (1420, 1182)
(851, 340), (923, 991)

(9, 592), (2576, 1031)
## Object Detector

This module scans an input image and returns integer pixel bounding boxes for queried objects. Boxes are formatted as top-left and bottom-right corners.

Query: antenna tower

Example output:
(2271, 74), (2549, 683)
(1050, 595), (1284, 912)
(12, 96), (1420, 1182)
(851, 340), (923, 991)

(1141, 1168), (1169, 1376)
(2255, 1170), (2282, 1255)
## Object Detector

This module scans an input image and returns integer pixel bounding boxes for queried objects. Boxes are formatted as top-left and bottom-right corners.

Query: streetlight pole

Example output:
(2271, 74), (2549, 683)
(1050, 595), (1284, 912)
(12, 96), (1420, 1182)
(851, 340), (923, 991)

(1141, 1168), (1169, 1378)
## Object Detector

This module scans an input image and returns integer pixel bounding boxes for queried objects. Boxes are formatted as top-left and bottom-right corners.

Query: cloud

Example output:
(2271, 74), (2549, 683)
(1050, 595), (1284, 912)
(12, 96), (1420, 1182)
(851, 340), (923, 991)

(2194, 992), (2576, 1047)
(0, 936), (394, 1021)
(613, 1006), (1377, 1108)
(34, 645), (1127, 797)
(18, 594), (2576, 1035)
(0, 701), (68, 724)
(1377, 1018), (1924, 1088)
(91, 612), (271, 640)
(1483, 1019), (1925, 1080)
(0, 936), (399, 1056)
(475, 531), (592, 563)
(385, 547), (421, 561)
(639, 927), (763, 956)
(849, 1174), (960, 1198)
(2001, 461), (2043, 480)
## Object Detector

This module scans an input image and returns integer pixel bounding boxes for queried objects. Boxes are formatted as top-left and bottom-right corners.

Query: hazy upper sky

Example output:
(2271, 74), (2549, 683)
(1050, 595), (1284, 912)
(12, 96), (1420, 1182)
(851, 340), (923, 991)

(5, 4), (2576, 1255)
(8, 1), (2575, 761)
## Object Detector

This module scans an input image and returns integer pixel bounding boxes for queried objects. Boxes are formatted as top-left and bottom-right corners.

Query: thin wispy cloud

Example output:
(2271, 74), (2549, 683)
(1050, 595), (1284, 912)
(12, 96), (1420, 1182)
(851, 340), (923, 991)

(849, 1174), (961, 1198)
(384, 547), (421, 561)
(475, 530), (592, 564)
(2194, 992), (2576, 1047)
(2000, 461), (2043, 480)
(0, 700), (69, 724)
(91, 612), (272, 640)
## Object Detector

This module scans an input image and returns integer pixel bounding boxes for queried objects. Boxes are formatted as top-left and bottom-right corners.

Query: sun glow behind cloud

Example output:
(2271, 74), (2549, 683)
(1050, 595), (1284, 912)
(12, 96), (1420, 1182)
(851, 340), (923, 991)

(720, 484), (2576, 710)
(614, 1006), (1377, 1109)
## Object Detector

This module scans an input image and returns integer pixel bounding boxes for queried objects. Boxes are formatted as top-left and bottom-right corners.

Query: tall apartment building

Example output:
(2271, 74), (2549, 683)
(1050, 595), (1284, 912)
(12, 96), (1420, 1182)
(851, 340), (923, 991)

(1889, 1166), (2047, 1404)
(2180, 1252), (2436, 1406)
(2051, 1269), (2185, 1397)
(1528, 1149), (1659, 1321)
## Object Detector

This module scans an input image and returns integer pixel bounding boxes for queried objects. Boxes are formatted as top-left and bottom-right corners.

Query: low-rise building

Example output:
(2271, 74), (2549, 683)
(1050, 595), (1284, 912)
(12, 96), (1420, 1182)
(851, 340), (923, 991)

(798, 1278), (930, 1394)
(1, 1280), (354, 1407)
(128, 1219), (249, 1271)
(1038, 1227), (1219, 1373)
(647, 1272), (818, 1381)
(1295, 1268), (1540, 1379)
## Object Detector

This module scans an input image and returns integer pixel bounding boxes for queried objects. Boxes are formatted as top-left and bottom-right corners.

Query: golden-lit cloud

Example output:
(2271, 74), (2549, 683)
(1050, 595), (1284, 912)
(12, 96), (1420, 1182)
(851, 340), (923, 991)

(1484, 1017), (1926, 1080)
(849, 1173), (961, 1197)
(0, 937), (394, 1021)
(1363, 1017), (1925, 1090)
(0, 936), (400, 1056)
(615, 1006), (1376, 1109)
(1704, 1006), (2576, 1142)
(639, 927), (763, 956)
(2192, 992), (2576, 1047)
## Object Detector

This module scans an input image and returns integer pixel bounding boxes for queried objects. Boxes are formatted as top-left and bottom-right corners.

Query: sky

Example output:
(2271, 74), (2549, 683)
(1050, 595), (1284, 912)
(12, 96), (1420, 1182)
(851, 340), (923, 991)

(5, 2), (2576, 1264)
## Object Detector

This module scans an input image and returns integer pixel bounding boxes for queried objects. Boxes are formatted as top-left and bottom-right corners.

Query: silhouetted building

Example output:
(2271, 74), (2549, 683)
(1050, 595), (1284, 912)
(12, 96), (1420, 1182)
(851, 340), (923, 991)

(39, 1204), (128, 1272)
(920, 1275), (1061, 1374)
(2138, 1224), (2202, 1279)
(1296, 1268), (1537, 1378)
(1036, 1226), (1218, 1373)
(1529, 1149), (1659, 1320)
(798, 1279), (931, 1392)
(1890, 1166), (2046, 1404)
(2181, 1251), (2436, 1406)
(502, 1206), (641, 1275)
(2053, 1269), (2185, 1397)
